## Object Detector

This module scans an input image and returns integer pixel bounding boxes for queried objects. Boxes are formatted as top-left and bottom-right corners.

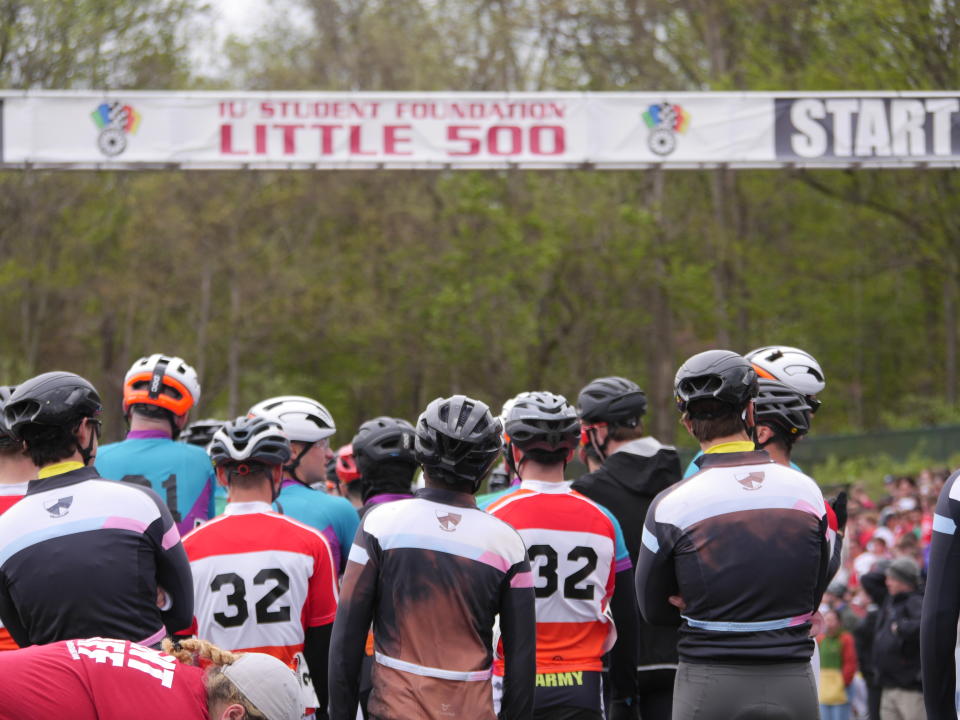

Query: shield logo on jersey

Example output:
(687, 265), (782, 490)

(43, 496), (73, 518)
(436, 511), (462, 532)
(736, 472), (765, 491)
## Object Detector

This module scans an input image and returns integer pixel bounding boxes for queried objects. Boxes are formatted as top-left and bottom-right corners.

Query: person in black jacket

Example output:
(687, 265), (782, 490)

(867, 558), (924, 720)
(572, 376), (682, 720)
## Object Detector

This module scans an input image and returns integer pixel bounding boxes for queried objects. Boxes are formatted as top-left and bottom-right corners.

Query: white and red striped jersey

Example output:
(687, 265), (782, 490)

(182, 501), (338, 668)
(487, 479), (631, 674)
(0, 481), (27, 652)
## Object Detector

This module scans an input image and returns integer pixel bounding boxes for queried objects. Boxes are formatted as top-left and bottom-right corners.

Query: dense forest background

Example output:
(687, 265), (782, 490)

(0, 0), (958, 476)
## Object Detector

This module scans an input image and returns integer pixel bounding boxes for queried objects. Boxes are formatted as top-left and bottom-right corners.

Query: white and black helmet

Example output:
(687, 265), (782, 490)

(209, 416), (291, 467)
(247, 396), (336, 442)
(745, 345), (825, 407)
(505, 391), (580, 455)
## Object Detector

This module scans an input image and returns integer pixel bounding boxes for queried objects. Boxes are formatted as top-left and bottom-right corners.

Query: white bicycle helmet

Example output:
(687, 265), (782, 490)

(745, 345), (826, 398)
(248, 395), (336, 442)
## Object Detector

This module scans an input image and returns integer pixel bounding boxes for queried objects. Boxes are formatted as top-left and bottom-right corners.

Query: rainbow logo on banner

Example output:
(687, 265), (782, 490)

(642, 102), (690, 156)
(90, 102), (141, 157)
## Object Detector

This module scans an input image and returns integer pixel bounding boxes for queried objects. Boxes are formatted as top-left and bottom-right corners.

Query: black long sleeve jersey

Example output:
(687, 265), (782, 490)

(328, 486), (536, 720)
(0, 464), (194, 647)
(921, 469), (960, 719)
(635, 450), (830, 664)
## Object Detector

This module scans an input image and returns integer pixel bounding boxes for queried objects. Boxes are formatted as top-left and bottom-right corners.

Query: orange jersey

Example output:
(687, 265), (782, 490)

(182, 501), (338, 669)
(0, 482), (28, 651)
(487, 480), (630, 674)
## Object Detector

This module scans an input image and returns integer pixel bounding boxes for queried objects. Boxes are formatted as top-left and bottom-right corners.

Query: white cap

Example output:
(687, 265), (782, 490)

(222, 653), (302, 720)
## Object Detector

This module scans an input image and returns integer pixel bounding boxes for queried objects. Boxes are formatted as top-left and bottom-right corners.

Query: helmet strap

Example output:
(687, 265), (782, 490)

(284, 441), (315, 486)
(76, 418), (100, 466)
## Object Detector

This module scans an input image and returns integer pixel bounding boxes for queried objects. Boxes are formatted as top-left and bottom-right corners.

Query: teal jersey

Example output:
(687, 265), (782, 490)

(275, 480), (360, 574)
(96, 435), (215, 535)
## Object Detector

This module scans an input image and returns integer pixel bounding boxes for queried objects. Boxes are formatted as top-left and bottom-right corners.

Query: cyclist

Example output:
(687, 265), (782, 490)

(0, 371), (193, 647)
(329, 394), (535, 720)
(486, 391), (636, 720)
(182, 416), (337, 718)
(636, 350), (831, 720)
(248, 396), (359, 575)
(681, 344), (825, 478)
(96, 354), (216, 534)
(0, 385), (32, 651)
(0, 636), (302, 720)
(333, 443), (365, 509)
(571, 376), (681, 720)
(351, 416), (417, 518)
(921, 464), (960, 719)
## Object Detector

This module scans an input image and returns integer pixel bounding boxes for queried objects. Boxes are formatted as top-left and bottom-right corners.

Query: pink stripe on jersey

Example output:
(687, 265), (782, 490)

(510, 570), (534, 588)
(103, 516), (147, 534)
(140, 626), (167, 646)
(792, 499), (821, 517)
(476, 550), (512, 573)
(788, 612), (813, 627)
(161, 524), (181, 550)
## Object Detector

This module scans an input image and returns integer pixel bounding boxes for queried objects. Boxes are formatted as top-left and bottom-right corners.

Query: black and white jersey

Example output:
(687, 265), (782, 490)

(329, 486), (536, 720)
(0, 464), (193, 647)
(636, 450), (830, 664)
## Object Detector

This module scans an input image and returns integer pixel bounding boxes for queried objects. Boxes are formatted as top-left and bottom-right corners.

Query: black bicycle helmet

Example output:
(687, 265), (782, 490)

(4, 372), (102, 439)
(0, 386), (17, 447)
(180, 418), (225, 447)
(576, 377), (647, 427)
(505, 391), (580, 454)
(209, 416), (292, 467)
(415, 395), (502, 491)
(352, 416), (417, 474)
(753, 379), (812, 439)
(674, 350), (758, 417)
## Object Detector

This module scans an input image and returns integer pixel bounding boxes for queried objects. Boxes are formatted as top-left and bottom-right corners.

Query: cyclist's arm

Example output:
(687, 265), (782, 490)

(0, 570), (29, 646)
(635, 494), (681, 626)
(304, 535), (338, 716)
(498, 558), (535, 720)
(603, 509), (638, 703)
(143, 488), (194, 633)
(304, 624), (333, 718)
(922, 472), (960, 720)
(328, 526), (378, 720)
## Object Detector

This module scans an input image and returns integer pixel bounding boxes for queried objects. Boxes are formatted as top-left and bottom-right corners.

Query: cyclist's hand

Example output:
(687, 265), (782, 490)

(668, 595), (687, 611)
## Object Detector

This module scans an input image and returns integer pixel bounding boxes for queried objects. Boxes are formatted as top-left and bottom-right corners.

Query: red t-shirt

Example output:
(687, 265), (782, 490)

(0, 638), (208, 720)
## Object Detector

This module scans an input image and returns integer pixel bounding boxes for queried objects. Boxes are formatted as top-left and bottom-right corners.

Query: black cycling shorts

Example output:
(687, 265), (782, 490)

(533, 670), (603, 719)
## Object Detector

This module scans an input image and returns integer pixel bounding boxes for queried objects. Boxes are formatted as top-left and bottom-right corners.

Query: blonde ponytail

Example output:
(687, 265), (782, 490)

(161, 637), (268, 720)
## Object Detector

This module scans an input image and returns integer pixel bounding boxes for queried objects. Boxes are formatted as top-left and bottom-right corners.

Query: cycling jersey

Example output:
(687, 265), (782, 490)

(276, 479), (360, 574)
(0, 481), (27, 652)
(96, 431), (216, 535)
(636, 450), (830, 664)
(487, 480), (628, 674)
(920, 468), (960, 719)
(0, 638), (206, 720)
(0, 463), (194, 646)
(329, 487), (536, 720)
(182, 501), (338, 668)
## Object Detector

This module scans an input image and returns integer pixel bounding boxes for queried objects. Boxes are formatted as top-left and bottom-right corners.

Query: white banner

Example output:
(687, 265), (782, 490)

(2, 91), (959, 169)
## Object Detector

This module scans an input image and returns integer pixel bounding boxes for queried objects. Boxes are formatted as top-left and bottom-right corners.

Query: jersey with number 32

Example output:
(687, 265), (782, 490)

(182, 502), (339, 668)
(487, 480), (629, 674)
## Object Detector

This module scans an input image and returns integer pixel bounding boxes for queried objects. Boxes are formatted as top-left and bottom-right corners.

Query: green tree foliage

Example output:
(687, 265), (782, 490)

(0, 0), (958, 450)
